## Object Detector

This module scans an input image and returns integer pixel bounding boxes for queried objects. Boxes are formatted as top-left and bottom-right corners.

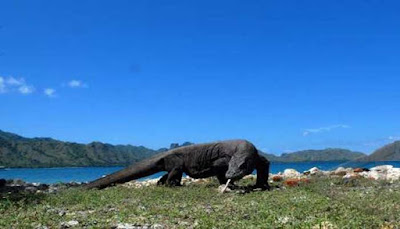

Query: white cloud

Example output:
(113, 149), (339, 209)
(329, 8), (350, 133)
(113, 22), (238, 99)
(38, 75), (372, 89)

(0, 77), (5, 93)
(18, 85), (35, 94)
(68, 80), (87, 88)
(6, 77), (25, 86)
(0, 76), (35, 95)
(44, 88), (56, 97)
(303, 124), (350, 136)
(388, 136), (400, 141)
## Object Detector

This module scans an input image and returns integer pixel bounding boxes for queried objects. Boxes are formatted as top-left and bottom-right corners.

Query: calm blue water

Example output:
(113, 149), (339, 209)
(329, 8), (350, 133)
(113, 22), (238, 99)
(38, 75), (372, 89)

(1, 161), (400, 184)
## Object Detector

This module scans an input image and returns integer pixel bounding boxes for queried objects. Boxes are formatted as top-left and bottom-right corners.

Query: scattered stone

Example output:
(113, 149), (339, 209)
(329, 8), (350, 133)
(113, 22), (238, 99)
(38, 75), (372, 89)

(380, 222), (397, 229)
(283, 178), (310, 187)
(387, 168), (400, 181)
(283, 169), (301, 178)
(283, 179), (299, 187)
(10, 179), (26, 186)
(272, 175), (283, 182)
(58, 210), (66, 217)
(114, 223), (164, 229)
(203, 204), (213, 214)
(243, 174), (256, 180)
(371, 165), (393, 173)
(218, 184), (232, 193)
(312, 221), (336, 229)
(193, 178), (212, 184)
(35, 225), (49, 229)
(60, 220), (79, 228)
(307, 167), (322, 176)
(115, 223), (138, 229)
(353, 168), (364, 173)
(277, 216), (292, 224)
(37, 183), (49, 191)
(367, 171), (384, 180)
(334, 167), (347, 176)
(25, 186), (38, 193)
(343, 173), (360, 180)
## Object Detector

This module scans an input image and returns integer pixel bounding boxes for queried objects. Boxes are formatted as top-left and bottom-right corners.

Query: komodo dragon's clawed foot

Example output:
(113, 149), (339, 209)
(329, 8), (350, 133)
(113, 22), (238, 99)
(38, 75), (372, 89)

(157, 174), (182, 187)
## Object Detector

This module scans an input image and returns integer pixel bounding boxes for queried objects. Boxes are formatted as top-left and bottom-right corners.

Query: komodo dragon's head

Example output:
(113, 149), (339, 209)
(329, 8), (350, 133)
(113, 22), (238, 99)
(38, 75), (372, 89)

(225, 153), (257, 181)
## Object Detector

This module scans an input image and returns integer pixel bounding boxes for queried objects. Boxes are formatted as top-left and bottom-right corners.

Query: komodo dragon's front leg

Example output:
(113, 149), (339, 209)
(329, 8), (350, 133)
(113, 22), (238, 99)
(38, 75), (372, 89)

(213, 157), (239, 189)
(254, 155), (270, 190)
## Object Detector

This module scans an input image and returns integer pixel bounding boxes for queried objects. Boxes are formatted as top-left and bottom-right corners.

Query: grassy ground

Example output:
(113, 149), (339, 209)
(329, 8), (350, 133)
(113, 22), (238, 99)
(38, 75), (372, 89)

(1, 177), (400, 228)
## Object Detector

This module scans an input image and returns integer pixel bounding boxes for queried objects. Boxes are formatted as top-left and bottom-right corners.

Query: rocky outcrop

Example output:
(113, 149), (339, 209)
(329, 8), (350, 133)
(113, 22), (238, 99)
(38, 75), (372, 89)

(360, 141), (400, 161)
(282, 169), (301, 178)
(0, 179), (84, 194)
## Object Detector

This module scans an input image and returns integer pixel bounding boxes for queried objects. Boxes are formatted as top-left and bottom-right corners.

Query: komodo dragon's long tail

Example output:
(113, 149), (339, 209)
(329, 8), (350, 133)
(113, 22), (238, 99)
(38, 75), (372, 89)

(84, 157), (164, 189)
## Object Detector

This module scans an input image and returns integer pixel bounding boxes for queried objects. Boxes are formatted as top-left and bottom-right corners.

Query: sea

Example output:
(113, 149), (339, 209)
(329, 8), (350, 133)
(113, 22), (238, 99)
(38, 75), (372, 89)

(1, 161), (400, 184)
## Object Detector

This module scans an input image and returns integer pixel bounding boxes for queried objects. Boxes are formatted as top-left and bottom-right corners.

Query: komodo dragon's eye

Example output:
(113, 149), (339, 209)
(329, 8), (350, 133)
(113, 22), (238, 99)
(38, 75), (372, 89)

(239, 160), (248, 169)
(240, 158), (254, 171)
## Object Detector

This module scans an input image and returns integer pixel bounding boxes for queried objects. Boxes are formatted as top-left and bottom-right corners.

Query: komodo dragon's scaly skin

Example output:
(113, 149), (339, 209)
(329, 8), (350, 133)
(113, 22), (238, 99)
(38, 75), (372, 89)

(85, 140), (270, 190)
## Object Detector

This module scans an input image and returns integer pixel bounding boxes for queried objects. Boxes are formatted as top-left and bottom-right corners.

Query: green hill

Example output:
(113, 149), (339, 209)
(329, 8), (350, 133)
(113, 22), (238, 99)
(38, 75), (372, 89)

(358, 141), (400, 161)
(261, 148), (365, 162)
(0, 130), (157, 168)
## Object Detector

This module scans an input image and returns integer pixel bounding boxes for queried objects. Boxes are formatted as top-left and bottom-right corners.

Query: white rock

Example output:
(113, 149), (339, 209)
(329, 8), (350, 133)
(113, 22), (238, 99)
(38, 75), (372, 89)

(342, 172), (359, 179)
(61, 220), (79, 228)
(283, 169), (301, 178)
(370, 165), (393, 173)
(322, 171), (332, 176)
(243, 174), (256, 180)
(387, 168), (400, 181)
(345, 168), (354, 173)
(342, 173), (352, 179)
(334, 167), (347, 175)
(218, 184), (232, 193)
(312, 221), (336, 229)
(359, 171), (370, 178)
(151, 224), (164, 229)
(116, 223), (137, 229)
(277, 216), (292, 224)
(367, 171), (384, 180)
(307, 167), (321, 175)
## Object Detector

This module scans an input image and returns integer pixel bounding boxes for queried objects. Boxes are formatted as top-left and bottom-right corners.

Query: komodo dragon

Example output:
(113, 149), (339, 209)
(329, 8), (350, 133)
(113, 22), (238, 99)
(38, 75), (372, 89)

(85, 140), (270, 190)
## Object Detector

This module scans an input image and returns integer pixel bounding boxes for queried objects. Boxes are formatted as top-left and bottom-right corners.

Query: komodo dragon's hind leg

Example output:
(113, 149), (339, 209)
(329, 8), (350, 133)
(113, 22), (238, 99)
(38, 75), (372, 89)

(157, 169), (183, 186)
(166, 168), (183, 186)
(157, 173), (169, 185)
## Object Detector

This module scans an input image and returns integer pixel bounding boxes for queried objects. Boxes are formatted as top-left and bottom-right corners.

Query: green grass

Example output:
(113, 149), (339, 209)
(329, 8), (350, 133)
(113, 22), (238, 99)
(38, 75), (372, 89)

(1, 177), (400, 228)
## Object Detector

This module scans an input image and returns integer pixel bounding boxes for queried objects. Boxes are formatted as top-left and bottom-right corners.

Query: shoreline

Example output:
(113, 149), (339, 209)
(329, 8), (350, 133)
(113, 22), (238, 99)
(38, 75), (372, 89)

(2, 164), (399, 194)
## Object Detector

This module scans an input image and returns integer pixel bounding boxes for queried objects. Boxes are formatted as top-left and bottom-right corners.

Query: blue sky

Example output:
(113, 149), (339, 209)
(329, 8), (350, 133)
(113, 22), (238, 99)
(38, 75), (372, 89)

(1, 0), (400, 154)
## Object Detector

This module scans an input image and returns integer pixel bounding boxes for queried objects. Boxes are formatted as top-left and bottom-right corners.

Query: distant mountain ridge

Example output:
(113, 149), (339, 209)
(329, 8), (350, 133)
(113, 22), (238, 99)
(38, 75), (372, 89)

(0, 130), (158, 168)
(261, 148), (365, 162)
(1, 130), (367, 168)
(357, 141), (400, 161)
